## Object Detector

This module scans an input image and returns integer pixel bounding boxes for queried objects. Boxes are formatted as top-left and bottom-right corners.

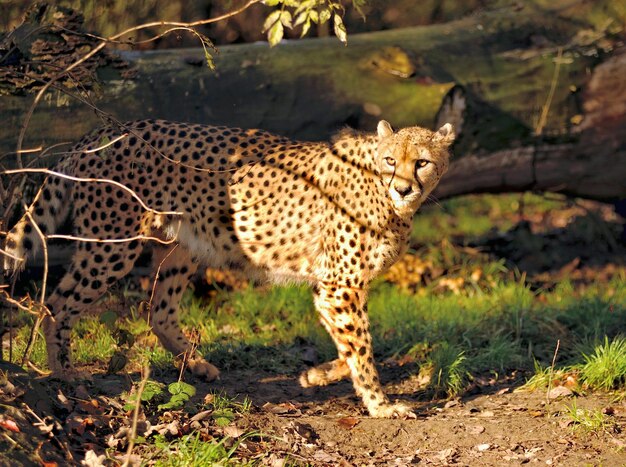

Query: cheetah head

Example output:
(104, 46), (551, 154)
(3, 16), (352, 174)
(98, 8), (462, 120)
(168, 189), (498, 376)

(376, 120), (454, 217)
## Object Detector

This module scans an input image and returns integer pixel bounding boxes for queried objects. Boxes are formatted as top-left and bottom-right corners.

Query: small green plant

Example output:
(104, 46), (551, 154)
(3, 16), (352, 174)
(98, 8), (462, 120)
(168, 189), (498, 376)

(426, 342), (467, 397)
(122, 380), (196, 411)
(579, 336), (626, 391)
(72, 317), (117, 365)
(122, 379), (166, 411)
(565, 399), (614, 434)
(158, 381), (197, 410)
(205, 391), (252, 427)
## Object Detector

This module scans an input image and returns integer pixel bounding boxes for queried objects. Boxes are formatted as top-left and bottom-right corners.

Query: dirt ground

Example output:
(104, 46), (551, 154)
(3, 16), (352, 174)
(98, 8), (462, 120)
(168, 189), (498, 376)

(2, 360), (625, 466)
(214, 366), (626, 466)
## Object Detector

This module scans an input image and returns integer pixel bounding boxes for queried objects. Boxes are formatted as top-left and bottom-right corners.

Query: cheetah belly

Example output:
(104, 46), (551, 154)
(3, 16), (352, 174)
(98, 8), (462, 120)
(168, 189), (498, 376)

(164, 220), (321, 285)
(164, 222), (264, 278)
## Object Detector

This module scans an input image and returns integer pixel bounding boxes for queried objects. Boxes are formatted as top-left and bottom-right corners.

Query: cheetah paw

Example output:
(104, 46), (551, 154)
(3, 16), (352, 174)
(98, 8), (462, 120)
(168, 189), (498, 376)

(187, 358), (220, 382)
(368, 402), (416, 419)
(299, 360), (350, 388)
(299, 367), (332, 387)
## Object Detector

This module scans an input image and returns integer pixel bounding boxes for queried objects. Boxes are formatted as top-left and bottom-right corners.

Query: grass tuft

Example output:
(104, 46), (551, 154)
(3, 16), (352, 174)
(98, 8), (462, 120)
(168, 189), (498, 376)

(565, 399), (615, 434)
(579, 336), (626, 391)
(426, 342), (467, 397)
(153, 432), (252, 467)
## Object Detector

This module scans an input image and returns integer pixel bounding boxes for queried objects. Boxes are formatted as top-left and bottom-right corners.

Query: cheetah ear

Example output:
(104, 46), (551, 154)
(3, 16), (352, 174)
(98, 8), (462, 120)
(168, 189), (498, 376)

(434, 123), (455, 145)
(377, 120), (394, 139)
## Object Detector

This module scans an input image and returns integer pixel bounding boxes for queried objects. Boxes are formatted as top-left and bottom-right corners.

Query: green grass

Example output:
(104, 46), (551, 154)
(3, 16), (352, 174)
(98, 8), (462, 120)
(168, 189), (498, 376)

(152, 432), (253, 467)
(426, 342), (468, 397)
(565, 399), (616, 434)
(579, 336), (626, 391)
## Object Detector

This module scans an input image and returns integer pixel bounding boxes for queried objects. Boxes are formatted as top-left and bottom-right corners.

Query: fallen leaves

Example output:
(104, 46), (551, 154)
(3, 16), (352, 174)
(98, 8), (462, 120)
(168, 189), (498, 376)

(0, 417), (20, 432)
(547, 385), (574, 400)
(466, 424), (485, 435)
(262, 401), (302, 416)
(336, 416), (360, 429)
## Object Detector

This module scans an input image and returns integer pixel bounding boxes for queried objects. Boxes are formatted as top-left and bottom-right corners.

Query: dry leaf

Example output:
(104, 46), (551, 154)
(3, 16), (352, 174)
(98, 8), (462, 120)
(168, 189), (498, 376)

(435, 447), (458, 462)
(223, 425), (246, 438)
(0, 418), (19, 432)
(467, 425), (485, 435)
(602, 406), (615, 416)
(444, 399), (459, 409)
(263, 401), (301, 415)
(81, 450), (106, 467)
(190, 409), (214, 423)
(547, 385), (573, 400)
(337, 416), (360, 429)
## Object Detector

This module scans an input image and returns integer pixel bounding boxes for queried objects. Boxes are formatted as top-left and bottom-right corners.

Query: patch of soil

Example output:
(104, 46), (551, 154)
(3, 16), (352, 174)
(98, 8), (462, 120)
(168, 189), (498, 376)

(211, 366), (626, 466)
(2, 361), (625, 466)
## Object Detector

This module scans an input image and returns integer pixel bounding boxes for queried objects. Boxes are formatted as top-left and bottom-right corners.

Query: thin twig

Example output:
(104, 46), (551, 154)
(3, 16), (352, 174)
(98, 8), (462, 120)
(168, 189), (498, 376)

(0, 290), (51, 318)
(19, 210), (49, 366)
(536, 47), (563, 136)
(146, 244), (179, 326)
(546, 339), (561, 406)
(0, 247), (24, 262)
(83, 133), (129, 153)
(22, 403), (73, 461)
(4, 69), (247, 175)
(122, 366), (150, 467)
(47, 231), (179, 246)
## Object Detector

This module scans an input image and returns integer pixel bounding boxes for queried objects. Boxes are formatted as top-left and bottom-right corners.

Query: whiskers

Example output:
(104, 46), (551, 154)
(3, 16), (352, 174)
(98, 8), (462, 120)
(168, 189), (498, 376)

(423, 194), (444, 209)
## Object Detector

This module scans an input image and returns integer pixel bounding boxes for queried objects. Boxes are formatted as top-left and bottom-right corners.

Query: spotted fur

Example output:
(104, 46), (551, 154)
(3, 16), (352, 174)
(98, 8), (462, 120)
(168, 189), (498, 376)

(3, 119), (453, 417)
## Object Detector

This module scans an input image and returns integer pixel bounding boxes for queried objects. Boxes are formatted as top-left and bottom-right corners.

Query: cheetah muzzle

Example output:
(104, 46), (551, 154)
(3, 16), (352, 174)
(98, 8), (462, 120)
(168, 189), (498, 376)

(3, 119), (453, 418)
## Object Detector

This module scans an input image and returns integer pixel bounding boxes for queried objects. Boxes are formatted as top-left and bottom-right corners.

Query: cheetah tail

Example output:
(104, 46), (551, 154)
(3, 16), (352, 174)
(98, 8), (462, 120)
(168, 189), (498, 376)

(3, 173), (73, 276)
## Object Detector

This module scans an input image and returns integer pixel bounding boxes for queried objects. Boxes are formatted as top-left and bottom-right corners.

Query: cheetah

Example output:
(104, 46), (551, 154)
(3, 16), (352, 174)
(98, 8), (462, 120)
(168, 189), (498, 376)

(3, 119), (453, 418)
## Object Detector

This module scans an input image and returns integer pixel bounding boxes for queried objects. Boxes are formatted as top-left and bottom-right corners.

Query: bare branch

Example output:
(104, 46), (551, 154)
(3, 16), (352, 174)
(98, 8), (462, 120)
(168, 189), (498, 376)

(83, 134), (129, 153)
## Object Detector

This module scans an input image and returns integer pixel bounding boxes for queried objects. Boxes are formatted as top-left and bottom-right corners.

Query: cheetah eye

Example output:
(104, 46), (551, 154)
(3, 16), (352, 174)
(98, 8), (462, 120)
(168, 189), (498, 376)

(416, 159), (430, 168)
(384, 157), (396, 166)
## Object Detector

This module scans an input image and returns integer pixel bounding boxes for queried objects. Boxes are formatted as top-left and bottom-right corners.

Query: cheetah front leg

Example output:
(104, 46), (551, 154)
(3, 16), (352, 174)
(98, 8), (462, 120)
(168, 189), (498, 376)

(304, 283), (414, 418)
(149, 244), (219, 381)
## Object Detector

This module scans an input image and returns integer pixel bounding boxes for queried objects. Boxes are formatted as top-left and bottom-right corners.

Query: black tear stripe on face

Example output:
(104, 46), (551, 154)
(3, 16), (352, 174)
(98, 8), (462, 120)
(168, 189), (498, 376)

(414, 166), (424, 193)
(388, 165), (397, 190)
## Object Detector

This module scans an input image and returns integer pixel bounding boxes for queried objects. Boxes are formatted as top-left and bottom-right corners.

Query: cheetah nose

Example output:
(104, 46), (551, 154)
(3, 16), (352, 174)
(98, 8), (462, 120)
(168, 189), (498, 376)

(394, 184), (413, 197)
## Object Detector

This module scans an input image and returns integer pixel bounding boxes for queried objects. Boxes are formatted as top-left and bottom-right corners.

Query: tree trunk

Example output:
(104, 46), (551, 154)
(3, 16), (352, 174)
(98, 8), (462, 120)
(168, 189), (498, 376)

(1, 1), (625, 200)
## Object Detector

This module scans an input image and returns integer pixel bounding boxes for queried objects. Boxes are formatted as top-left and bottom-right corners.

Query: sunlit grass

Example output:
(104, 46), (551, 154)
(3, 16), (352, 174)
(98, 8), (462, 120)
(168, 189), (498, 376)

(565, 399), (615, 434)
(426, 342), (467, 397)
(578, 336), (626, 391)
(152, 432), (253, 467)
(72, 318), (117, 365)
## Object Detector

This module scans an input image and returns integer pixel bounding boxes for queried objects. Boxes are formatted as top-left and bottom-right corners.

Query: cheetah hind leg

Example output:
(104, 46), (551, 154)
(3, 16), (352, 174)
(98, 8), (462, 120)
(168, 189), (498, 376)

(149, 245), (220, 381)
(43, 240), (144, 380)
